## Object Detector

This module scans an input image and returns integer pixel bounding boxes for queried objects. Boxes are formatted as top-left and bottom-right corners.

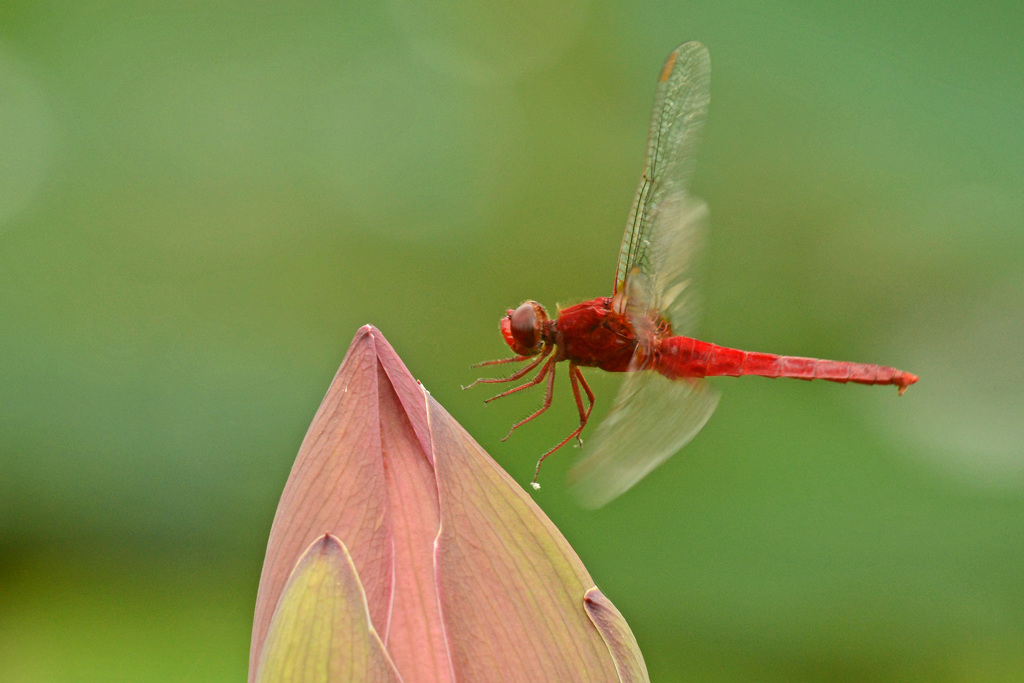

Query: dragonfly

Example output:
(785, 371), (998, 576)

(468, 42), (918, 508)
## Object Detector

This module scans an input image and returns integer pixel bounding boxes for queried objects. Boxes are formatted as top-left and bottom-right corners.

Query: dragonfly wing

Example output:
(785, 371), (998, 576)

(570, 44), (717, 508)
(568, 370), (719, 509)
(646, 193), (709, 336)
(614, 42), (710, 296)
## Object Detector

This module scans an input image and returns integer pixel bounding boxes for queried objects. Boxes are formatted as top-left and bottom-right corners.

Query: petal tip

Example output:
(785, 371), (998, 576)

(584, 587), (649, 683)
(253, 533), (402, 683)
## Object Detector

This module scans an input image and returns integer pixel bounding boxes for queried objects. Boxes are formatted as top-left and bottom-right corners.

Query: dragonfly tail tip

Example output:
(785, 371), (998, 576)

(896, 372), (919, 396)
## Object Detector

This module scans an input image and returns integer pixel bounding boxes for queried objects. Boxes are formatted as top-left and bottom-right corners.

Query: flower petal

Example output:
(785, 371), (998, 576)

(430, 396), (626, 681)
(251, 326), (453, 682)
(584, 588), (650, 683)
(254, 534), (402, 683)
(251, 325), (647, 683)
(375, 357), (452, 680)
(251, 327), (394, 678)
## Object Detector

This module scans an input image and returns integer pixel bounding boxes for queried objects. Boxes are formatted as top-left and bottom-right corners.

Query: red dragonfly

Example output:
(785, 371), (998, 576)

(469, 42), (918, 507)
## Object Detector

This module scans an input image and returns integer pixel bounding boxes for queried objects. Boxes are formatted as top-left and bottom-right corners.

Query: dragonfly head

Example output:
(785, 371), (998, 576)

(501, 301), (550, 356)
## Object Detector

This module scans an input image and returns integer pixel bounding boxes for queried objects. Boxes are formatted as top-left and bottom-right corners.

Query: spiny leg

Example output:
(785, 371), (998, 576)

(462, 346), (551, 391)
(568, 363), (596, 447)
(481, 357), (556, 406)
(479, 350), (555, 403)
(472, 355), (532, 368)
(531, 363), (596, 489)
(501, 358), (557, 440)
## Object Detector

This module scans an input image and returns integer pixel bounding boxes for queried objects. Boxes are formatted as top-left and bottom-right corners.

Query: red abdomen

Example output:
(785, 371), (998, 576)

(655, 336), (918, 394)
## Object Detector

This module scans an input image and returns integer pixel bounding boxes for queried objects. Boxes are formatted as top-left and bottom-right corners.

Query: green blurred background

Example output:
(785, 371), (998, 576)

(1, 1), (1022, 681)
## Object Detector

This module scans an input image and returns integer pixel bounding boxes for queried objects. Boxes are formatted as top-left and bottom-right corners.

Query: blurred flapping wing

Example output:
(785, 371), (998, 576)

(571, 43), (717, 507)
(571, 197), (718, 508)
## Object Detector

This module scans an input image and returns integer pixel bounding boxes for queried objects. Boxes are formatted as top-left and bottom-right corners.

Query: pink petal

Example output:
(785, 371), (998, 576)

(375, 356), (452, 680)
(251, 325), (646, 682)
(430, 395), (627, 681)
(254, 534), (402, 683)
(251, 326), (452, 682)
(250, 326), (393, 677)
(584, 588), (650, 683)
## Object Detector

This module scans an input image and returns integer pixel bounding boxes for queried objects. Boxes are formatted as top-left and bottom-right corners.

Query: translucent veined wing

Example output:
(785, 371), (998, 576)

(625, 193), (710, 341)
(568, 368), (719, 508)
(570, 196), (719, 508)
(613, 42), (710, 300)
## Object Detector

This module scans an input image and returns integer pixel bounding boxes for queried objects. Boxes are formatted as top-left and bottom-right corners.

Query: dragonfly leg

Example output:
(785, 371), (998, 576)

(462, 346), (551, 391)
(568, 364), (596, 447)
(530, 364), (596, 489)
(500, 359), (557, 440)
(471, 355), (532, 369)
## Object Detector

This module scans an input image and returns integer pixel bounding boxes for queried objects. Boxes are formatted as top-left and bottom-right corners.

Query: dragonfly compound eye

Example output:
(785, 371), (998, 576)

(509, 301), (547, 353)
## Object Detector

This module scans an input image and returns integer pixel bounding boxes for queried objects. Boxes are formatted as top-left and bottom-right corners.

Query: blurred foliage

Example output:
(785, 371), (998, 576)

(1, 1), (1022, 681)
